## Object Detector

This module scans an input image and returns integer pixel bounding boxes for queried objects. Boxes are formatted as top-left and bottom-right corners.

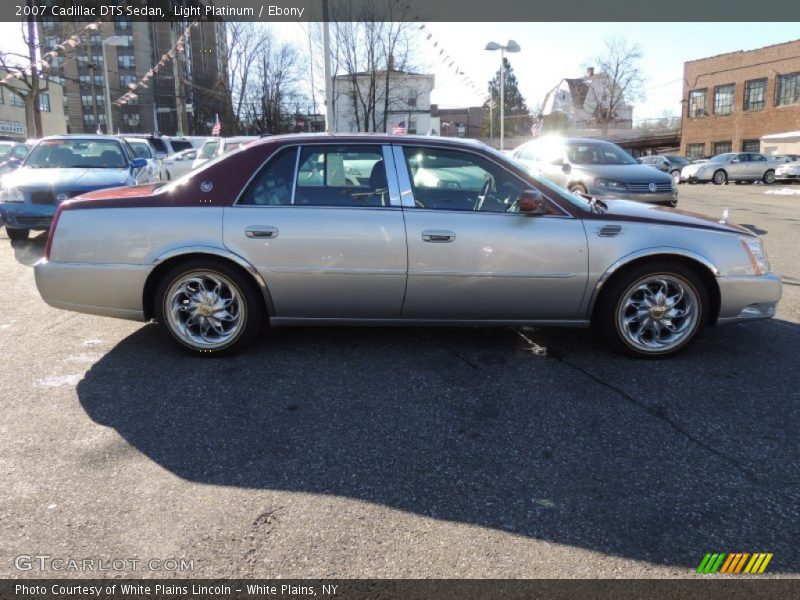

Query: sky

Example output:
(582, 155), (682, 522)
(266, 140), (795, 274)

(2, 20), (799, 121)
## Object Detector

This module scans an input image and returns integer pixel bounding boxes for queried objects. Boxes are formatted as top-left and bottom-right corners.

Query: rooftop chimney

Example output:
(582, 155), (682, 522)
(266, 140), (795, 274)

(586, 67), (595, 77)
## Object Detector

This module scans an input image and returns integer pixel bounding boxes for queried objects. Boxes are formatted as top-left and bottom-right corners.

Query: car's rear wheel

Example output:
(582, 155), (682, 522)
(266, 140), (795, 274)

(712, 169), (727, 185)
(763, 169), (776, 184)
(6, 227), (29, 241)
(155, 259), (263, 356)
(596, 261), (707, 358)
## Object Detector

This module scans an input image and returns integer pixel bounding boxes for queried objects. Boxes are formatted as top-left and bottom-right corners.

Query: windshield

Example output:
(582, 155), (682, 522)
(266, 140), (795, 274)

(24, 139), (127, 169)
(169, 140), (193, 152)
(566, 142), (638, 165)
(199, 140), (219, 158)
(710, 153), (735, 163)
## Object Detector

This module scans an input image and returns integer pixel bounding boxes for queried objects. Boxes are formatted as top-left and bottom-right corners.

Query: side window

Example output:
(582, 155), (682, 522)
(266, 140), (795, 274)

(751, 153), (766, 162)
(239, 147), (296, 206)
(403, 146), (525, 213)
(294, 145), (388, 207)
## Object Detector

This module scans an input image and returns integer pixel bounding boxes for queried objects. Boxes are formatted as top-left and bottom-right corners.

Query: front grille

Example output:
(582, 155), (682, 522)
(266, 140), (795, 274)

(28, 190), (81, 205)
(626, 182), (673, 193)
(15, 216), (53, 227)
(30, 191), (56, 205)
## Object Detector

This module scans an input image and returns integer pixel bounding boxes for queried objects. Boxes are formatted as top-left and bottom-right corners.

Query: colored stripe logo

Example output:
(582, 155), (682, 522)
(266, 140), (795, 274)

(697, 553), (773, 574)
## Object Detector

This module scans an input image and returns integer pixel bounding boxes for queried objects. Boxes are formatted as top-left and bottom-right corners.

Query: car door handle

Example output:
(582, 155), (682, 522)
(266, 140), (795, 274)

(245, 226), (279, 239)
(421, 229), (456, 243)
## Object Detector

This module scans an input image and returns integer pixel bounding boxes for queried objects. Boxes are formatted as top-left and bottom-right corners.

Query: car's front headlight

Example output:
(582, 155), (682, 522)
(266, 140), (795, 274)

(740, 237), (770, 275)
(0, 187), (24, 203)
(594, 178), (628, 192)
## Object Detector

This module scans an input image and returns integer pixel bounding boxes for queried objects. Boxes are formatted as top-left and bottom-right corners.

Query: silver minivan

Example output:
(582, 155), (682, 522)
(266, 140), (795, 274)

(512, 137), (677, 206)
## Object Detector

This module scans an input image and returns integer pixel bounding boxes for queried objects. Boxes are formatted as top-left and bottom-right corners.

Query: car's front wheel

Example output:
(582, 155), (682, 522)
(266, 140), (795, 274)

(712, 169), (727, 185)
(596, 261), (708, 358)
(6, 227), (29, 241)
(763, 169), (776, 184)
(155, 259), (263, 356)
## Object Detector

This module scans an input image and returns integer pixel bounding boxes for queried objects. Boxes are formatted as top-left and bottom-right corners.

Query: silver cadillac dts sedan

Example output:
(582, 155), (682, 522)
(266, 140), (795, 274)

(34, 134), (781, 358)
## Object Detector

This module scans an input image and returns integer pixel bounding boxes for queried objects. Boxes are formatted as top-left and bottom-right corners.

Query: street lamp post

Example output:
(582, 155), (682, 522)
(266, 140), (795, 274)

(101, 35), (129, 134)
(485, 40), (520, 151)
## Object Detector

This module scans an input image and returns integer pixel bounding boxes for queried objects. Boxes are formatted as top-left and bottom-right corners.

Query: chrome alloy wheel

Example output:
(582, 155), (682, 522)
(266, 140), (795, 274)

(165, 271), (244, 350)
(616, 275), (699, 353)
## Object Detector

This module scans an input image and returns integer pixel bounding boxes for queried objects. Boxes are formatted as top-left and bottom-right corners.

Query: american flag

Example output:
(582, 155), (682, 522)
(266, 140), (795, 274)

(211, 114), (221, 136)
(530, 118), (543, 138)
(392, 120), (407, 135)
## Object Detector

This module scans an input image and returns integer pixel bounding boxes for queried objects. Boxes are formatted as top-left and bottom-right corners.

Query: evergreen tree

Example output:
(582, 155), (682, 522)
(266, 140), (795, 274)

(482, 57), (533, 138)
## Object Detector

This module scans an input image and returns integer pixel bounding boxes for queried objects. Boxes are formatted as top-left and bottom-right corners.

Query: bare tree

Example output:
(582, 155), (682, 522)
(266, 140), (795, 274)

(585, 36), (645, 130)
(244, 36), (303, 134)
(0, 12), (47, 138)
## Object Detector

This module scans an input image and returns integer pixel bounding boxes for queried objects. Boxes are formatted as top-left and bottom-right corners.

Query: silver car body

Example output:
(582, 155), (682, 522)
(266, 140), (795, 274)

(681, 152), (782, 183)
(35, 135), (780, 332)
(512, 137), (677, 205)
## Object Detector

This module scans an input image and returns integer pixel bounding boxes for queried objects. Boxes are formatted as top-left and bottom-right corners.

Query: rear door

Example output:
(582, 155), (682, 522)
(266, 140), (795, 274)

(223, 144), (408, 319)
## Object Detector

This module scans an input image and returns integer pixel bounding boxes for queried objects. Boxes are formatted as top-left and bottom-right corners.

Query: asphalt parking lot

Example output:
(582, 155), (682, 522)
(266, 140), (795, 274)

(1, 183), (799, 579)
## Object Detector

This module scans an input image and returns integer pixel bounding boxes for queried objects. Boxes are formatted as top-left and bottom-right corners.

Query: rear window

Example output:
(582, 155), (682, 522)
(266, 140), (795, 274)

(149, 138), (168, 154)
(170, 140), (193, 153)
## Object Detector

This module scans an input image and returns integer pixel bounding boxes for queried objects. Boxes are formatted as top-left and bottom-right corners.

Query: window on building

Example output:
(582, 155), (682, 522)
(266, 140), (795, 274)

(688, 89), (707, 118)
(713, 84), (735, 115)
(713, 141), (732, 155)
(741, 139), (760, 152)
(118, 55), (135, 69)
(744, 77), (767, 110)
(115, 18), (131, 30)
(122, 113), (140, 128)
(38, 93), (50, 112)
(83, 113), (96, 126)
(10, 93), (24, 107)
(685, 143), (705, 159)
(120, 74), (137, 88)
(776, 72), (800, 106)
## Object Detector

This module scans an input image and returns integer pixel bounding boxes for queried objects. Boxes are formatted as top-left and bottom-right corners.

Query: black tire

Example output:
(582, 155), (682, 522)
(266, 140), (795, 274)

(568, 183), (589, 196)
(712, 169), (727, 185)
(763, 169), (776, 185)
(6, 227), (29, 241)
(595, 261), (708, 359)
(154, 258), (263, 357)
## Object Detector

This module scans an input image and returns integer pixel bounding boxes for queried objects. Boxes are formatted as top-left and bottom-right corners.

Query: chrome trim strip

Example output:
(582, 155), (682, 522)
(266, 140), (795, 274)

(265, 266), (407, 275)
(291, 145), (301, 205)
(382, 144), (402, 207)
(270, 317), (591, 328)
(391, 145), (416, 208)
(409, 270), (577, 278)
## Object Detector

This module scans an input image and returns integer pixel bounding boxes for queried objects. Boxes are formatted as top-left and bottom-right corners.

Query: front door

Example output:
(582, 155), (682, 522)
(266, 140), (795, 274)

(223, 144), (408, 319)
(393, 145), (589, 321)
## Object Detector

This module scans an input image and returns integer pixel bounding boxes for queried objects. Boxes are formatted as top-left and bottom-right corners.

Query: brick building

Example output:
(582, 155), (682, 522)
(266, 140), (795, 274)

(681, 39), (800, 158)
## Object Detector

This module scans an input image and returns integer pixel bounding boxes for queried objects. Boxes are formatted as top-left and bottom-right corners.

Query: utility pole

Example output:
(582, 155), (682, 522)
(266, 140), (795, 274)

(170, 22), (188, 135)
(86, 37), (100, 131)
(25, 1), (43, 137)
(322, 0), (334, 132)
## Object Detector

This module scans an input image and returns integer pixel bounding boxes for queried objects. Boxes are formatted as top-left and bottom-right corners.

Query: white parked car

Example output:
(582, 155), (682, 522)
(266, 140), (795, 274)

(192, 136), (256, 170)
(160, 148), (198, 181)
(124, 137), (162, 183)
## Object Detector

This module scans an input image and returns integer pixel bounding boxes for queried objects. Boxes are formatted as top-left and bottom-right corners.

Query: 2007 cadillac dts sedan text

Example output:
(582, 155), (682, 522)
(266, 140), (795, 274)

(34, 134), (781, 358)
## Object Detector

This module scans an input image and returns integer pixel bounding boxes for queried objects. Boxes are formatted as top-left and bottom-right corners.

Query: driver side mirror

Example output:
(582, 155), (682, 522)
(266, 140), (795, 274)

(518, 189), (547, 216)
(130, 158), (147, 170)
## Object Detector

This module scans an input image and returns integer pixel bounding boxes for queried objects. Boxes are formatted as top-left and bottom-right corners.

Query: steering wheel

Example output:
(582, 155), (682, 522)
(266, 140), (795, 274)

(475, 177), (494, 211)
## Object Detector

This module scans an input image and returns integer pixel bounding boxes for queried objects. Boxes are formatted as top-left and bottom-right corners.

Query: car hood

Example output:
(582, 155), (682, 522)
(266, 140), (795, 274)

(4, 167), (132, 190)
(574, 163), (674, 182)
(596, 199), (754, 236)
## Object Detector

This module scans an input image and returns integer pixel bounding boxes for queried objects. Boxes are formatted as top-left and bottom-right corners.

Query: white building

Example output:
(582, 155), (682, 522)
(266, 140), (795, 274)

(541, 67), (633, 129)
(333, 69), (435, 134)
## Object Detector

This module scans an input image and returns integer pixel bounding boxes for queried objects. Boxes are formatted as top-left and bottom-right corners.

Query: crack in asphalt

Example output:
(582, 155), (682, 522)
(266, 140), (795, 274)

(512, 328), (761, 483)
